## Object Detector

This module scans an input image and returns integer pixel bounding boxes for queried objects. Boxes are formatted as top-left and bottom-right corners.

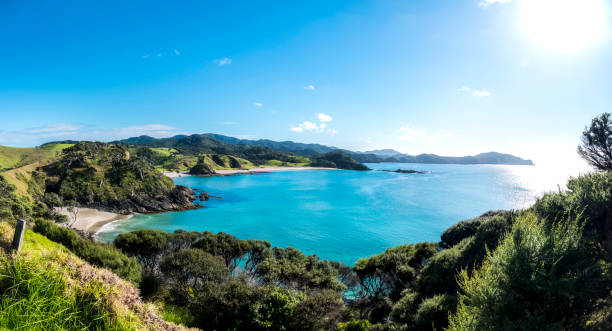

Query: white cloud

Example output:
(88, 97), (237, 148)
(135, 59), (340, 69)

(458, 86), (492, 97)
(157, 52), (163, 57)
(472, 89), (492, 97)
(174, 49), (181, 55)
(290, 121), (327, 133)
(478, 0), (511, 8)
(317, 113), (332, 122)
(253, 102), (263, 108)
(303, 85), (316, 91)
(328, 128), (338, 135)
(142, 54), (150, 59)
(0, 123), (184, 147)
(215, 57), (232, 66)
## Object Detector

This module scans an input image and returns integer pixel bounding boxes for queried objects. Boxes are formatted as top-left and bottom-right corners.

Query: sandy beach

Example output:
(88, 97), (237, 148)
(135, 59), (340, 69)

(163, 166), (338, 178)
(54, 207), (132, 234)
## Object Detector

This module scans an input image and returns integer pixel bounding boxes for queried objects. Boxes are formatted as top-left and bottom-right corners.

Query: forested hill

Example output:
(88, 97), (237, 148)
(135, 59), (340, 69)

(112, 134), (534, 166)
(112, 134), (369, 170)
(25, 142), (197, 214)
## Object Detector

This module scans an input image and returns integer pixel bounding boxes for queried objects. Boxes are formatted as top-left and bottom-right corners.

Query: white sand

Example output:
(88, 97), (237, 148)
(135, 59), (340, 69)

(54, 207), (131, 233)
(162, 171), (191, 178)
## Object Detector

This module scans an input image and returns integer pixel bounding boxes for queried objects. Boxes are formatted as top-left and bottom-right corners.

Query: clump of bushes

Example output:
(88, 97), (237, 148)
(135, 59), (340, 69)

(448, 213), (604, 330)
(33, 219), (142, 283)
(114, 229), (347, 330)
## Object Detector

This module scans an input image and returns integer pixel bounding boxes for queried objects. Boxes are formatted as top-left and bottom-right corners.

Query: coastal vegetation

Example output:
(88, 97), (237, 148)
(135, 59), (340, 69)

(14, 142), (198, 214)
(0, 114), (609, 329)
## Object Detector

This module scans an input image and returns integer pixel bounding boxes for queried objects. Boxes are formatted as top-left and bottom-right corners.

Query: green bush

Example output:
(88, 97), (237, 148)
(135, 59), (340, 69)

(114, 229), (169, 272)
(448, 213), (603, 330)
(337, 319), (372, 331)
(413, 294), (456, 331)
(33, 219), (142, 283)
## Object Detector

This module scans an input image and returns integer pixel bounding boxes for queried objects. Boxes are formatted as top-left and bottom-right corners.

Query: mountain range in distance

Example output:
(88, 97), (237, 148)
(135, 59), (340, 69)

(198, 134), (534, 166)
(45, 133), (535, 166)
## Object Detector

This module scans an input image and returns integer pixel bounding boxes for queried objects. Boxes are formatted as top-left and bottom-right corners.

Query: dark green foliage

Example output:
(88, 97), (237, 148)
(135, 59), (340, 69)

(118, 134), (304, 166)
(311, 150), (370, 170)
(38, 142), (193, 213)
(33, 219), (142, 283)
(255, 287), (303, 330)
(290, 289), (345, 330)
(354, 242), (437, 300)
(160, 249), (229, 305)
(244, 239), (273, 275)
(578, 112), (612, 170)
(191, 278), (262, 330)
(114, 229), (169, 272)
(256, 246), (345, 292)
(440, 210), (506, 248)
(0, 176), (31, 221)
(192, 231), (251, 271)
(337, 319), (372, 331)
(448, 213), (605, 330)
(533, 171), (612, 254)
(188, 156), (215, 175)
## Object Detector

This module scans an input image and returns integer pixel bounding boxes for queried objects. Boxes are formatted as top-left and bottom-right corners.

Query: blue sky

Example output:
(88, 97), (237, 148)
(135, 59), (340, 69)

(0, 0), (610, 166)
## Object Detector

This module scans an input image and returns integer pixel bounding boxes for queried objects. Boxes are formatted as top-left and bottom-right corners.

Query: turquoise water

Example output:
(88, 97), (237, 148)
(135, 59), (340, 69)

(96, 163), (567, 265)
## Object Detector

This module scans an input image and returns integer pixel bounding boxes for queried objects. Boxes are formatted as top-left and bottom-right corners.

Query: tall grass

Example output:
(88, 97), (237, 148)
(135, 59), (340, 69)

(0, 255), (124, 330)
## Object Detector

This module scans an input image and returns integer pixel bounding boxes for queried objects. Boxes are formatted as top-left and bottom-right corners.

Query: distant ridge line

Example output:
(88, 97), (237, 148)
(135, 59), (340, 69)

(43, 133), (534, 166)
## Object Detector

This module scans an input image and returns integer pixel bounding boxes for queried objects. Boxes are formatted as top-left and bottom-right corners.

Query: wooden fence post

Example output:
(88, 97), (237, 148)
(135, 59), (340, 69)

(11, 219), (26, 252)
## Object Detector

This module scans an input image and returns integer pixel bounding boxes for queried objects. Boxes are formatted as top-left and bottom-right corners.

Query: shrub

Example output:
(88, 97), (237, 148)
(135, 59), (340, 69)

(33, 219), (142, 283)
(448, 213), (603, 330)
(413, 294), (456, 331)
(114, 229), (169, 272)
(337, 319), (372, 331)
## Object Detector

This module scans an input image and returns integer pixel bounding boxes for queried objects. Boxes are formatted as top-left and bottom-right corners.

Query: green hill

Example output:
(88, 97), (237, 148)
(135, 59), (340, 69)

(30, 142), (198, 214)
(0, 143), (72, 171)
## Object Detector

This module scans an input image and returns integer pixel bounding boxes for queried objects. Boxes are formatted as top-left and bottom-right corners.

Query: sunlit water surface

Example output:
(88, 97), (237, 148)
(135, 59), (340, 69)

(97, 163), (585, 264)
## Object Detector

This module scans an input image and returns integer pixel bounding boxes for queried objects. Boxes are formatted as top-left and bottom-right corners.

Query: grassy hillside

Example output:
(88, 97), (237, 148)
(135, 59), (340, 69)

(30, 142), (198, 213)
(0, 143), (72, 171)
(0, 221), (187, 330)
(119, 134), (369, 170)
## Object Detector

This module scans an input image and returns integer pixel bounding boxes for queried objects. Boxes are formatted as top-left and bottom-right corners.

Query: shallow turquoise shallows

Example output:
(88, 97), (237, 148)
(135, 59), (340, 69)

(96, 163), (568, 265)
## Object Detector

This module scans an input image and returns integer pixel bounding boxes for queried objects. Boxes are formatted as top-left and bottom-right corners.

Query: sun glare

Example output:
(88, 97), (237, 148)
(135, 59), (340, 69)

(519, 0), (609, 53)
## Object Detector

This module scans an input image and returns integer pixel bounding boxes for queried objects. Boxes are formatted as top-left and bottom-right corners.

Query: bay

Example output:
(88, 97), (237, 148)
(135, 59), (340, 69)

(96, 163), (575, 265)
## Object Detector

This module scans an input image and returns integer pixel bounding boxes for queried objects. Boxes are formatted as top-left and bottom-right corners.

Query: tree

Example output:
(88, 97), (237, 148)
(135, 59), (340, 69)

(114, 230), (169, 272)
(66, 201), (79, 227)
(578, 112), (612, 170)
(192, 231), (251, 272)
(160, 249), (228, 305)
